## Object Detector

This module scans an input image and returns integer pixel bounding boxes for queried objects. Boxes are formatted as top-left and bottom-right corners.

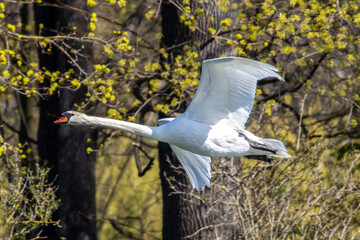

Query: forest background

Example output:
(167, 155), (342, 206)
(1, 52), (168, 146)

(0, 0), (360, 239)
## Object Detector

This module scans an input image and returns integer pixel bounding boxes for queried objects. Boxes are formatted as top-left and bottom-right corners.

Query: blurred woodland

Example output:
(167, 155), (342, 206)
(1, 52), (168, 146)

(0, 0), (360, 239)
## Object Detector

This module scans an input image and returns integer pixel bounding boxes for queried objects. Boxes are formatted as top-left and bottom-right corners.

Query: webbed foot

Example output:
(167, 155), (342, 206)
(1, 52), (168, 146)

(244, 155), (273, 163)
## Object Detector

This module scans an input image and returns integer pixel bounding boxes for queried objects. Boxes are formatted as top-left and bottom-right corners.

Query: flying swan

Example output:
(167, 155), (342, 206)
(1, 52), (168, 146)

(55, 57), (291, 190)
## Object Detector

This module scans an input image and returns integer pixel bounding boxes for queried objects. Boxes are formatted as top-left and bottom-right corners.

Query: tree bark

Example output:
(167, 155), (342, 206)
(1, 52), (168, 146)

(34, 1), (97, 239)
(159, 1), (238, 239)
(159, 142), (215, 239)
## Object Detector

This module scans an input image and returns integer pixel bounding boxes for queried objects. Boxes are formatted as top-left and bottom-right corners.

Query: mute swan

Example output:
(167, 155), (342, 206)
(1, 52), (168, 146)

(55, 57), (291, 190)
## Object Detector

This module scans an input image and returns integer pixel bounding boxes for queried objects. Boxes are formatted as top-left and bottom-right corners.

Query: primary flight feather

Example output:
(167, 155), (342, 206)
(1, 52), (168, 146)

(55, 57), (291, 190)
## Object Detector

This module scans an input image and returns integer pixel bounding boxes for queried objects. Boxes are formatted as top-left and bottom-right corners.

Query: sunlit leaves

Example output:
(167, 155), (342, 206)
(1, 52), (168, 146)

(7, 24), (15, 32)
(220, 18), (233, 30)
(87, 0), (97, 7)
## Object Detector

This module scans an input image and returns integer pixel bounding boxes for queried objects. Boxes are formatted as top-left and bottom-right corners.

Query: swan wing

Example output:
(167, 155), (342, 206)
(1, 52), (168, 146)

(183, 57), (284, 129)
(169, 144), (211, 190)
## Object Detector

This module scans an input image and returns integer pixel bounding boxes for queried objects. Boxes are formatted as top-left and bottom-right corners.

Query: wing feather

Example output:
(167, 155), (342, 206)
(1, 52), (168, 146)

(183, 57), (283, 129)
(170, 144), (211, 190)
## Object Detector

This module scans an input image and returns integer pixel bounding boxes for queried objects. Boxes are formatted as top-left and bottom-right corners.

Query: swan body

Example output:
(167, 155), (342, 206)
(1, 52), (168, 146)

(55, 57), (291, 190)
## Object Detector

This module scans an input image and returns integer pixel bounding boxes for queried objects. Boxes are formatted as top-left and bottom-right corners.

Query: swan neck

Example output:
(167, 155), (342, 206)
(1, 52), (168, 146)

(82, 115), (156, 139)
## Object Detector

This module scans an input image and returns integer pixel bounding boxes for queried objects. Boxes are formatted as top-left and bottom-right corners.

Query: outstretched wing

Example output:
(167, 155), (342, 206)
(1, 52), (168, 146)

(158, 118), (211, 190)
(169, 144), (211, 190)
(183, 57), (284, 129)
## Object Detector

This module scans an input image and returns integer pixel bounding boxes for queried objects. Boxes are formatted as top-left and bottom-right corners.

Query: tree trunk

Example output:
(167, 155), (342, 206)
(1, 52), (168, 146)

(34, 1), (97, 239)
(159, 142), (215, 239)
(159, 1), (238, 239)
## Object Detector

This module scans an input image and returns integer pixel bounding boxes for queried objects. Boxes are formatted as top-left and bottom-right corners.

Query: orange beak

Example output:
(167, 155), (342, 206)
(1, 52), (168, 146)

(54, 115), (69, 124)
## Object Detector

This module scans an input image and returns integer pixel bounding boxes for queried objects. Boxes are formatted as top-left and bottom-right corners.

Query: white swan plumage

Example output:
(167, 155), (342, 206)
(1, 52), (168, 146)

(55, 57), (291, 190)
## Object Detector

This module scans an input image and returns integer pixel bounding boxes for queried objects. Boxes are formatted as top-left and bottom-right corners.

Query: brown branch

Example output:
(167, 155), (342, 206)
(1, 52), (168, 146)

(132, 142), (156, 177)
(258, 52), (329, 104)
(104, 217), (160, 240)
(309, 129), (360, 139)
(0, 121), (38, 144)
(51, 41), (87, 76)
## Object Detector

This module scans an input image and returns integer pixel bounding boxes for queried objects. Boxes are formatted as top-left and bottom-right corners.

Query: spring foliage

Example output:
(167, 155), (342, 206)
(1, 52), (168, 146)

(1, 0), (360, 238)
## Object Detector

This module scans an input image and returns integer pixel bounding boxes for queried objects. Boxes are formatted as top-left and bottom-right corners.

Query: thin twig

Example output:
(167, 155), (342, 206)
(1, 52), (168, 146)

(296, 93), (308, 151)
(132, 142), (156, 177)
(51, 41), (88, 77)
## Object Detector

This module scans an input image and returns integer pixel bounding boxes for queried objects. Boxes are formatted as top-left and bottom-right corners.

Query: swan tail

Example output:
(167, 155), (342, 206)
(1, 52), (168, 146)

(261, 138), (291, 158)
(169, 144), (211, 190)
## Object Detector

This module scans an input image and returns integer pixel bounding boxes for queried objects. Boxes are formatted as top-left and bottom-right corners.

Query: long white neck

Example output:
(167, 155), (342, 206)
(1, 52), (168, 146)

(75, 115), (160, 140)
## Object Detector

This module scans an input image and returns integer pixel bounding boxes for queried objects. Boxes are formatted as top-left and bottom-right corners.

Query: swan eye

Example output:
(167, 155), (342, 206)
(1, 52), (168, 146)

(64, 112), (74, 118)
(60, 112), (74, 117)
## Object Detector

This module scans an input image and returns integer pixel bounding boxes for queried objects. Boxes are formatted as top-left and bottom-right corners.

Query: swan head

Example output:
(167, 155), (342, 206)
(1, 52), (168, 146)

(54, 111), (87, 125)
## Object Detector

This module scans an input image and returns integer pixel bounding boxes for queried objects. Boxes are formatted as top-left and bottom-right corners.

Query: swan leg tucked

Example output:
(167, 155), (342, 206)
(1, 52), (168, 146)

(244, 155), (273, 163)
(238, 133), (278, 154)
